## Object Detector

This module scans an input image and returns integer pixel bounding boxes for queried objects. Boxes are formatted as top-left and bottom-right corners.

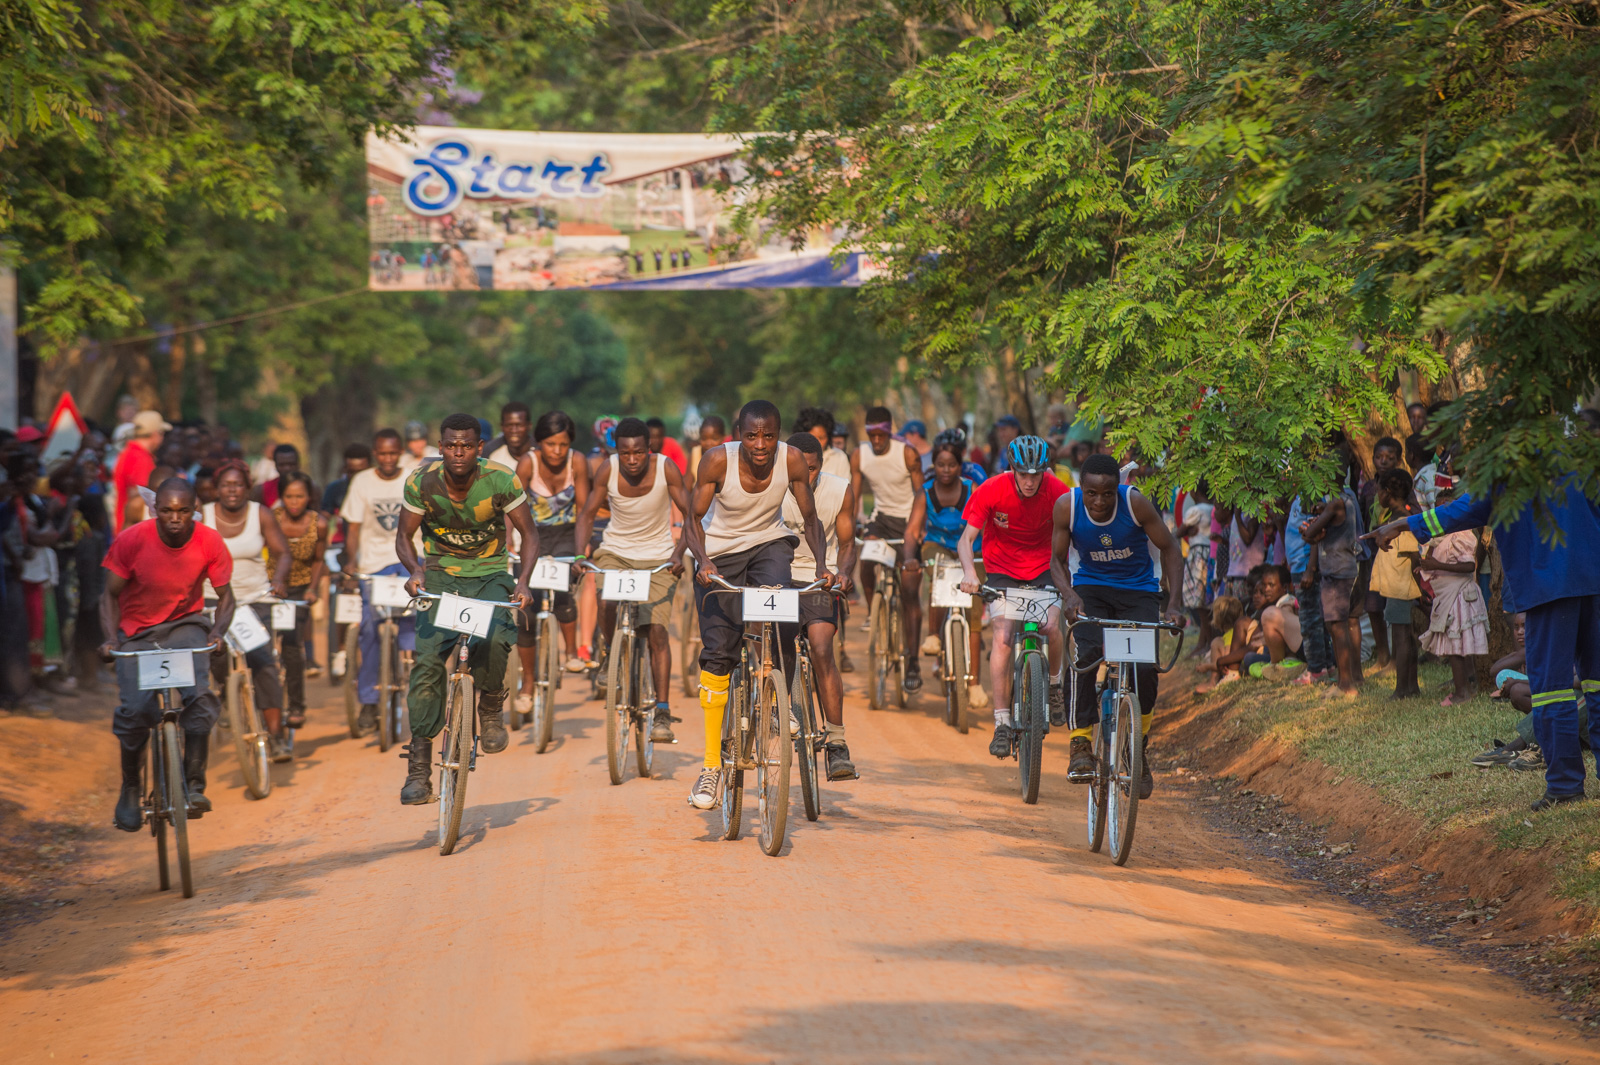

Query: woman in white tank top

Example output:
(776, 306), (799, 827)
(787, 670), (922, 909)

(205, 463), (294, 756)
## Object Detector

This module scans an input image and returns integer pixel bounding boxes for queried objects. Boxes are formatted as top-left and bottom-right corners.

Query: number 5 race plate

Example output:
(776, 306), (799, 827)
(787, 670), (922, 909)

(136, 649), (196, 691)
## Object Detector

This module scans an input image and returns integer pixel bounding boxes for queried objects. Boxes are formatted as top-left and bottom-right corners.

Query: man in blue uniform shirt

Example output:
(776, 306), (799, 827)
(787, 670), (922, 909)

(1367, 479), (1600, 811)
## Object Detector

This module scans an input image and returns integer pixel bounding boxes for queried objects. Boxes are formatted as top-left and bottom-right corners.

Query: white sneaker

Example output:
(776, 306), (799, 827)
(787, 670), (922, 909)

(920, 634), (943, 657)
(331, 650), (347, 679)
(688, 768), (720, 810)
(563, 656), (587, 673)
(968, 684), (991, 710)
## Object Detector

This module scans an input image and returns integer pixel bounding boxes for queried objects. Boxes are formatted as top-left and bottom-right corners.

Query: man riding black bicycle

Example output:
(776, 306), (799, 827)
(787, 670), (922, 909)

(395, 414), (539, 805)
(1049, 452), (1184, 796)
(100, 478), (237, 831)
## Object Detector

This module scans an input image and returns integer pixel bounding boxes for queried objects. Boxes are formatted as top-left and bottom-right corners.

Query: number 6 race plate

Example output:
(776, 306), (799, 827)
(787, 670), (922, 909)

(602, 569), (651, 602)
(529, 556), (571, 592)
(136, 649), (195, 691)
(435, 593), (494, 638)
(742, 588), (800, 623)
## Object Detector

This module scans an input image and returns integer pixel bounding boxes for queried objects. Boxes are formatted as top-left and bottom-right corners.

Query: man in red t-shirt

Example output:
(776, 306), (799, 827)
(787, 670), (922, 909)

(956, 435), (1070, 758)
(101, 478), (236, 832)
(646, 418), (689, 473)
(112, 410), (169, 533)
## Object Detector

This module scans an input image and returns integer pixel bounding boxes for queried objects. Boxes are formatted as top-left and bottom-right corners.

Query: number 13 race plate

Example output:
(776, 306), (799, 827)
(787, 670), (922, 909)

(742, 588), (799, 623)
(602, 569), (651, 602)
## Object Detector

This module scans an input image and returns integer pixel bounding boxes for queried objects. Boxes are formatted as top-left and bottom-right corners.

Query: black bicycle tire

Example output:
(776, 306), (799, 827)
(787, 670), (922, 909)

(634, 636), (654, 778)
(438, 675), (474, 855)
(1109, 691), (1141, 866)
(942, 619), (962, 728)
(150, 737), (169, 892)
(163, 720), (194, 898)
(793, 657), (821, 822)
(342, 624), (361, 738)
(228, 670), (271, 800)
(1087, 703), (1110, 853)
(721, 668), (744, 841)
(604, 626), (630, 785)
(533, 615), (558, 752)
(757, 670), (792, 856)
(868, 591), (887, 710)
(953, 627), (971, 734)
(889, 585), (905, 709)
(376, 621), (395, 753)
(1019, 651), (1045, 805)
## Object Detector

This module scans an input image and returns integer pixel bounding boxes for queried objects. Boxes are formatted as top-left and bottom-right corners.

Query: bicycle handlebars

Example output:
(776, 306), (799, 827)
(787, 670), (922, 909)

(110, 642), (221, 658)
(1065, 614), (1187, 675)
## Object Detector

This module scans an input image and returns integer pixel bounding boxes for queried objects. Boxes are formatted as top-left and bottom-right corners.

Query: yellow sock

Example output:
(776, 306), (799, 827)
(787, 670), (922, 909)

(699, 671), (730, 768)
(1069, 726), (1093, 742)
(1141, 712), (1153, 736)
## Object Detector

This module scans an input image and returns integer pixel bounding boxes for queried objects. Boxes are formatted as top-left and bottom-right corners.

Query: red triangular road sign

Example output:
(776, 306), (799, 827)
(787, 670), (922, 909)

(39, 391), (88, 465)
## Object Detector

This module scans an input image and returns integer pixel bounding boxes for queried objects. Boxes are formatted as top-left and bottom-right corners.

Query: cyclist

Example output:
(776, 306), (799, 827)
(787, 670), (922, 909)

(401, 419), (440, 470)
(101, 478), (235, 830)
(1049, 451), (1185, 796)
(850, 406), (928, 692)
(487, 401), (535, 473)
(396, 414), (538, 805)
(682, 399), (832, 810)
(320, 442), (371, 681)
(515, 410), (590, 673)
(270, 470), (328, 729)
(203, 461), (294, 761)
(795, 406), (851, 480)
(573, 417), (692, 742)
(780, 432), (860, 779)
(956, 435), (1070, 758)
(922, 432), (989, 710)
(341, 428), (414, 736)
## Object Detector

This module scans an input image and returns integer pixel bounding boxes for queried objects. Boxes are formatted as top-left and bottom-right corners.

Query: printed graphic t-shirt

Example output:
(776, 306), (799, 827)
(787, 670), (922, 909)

(402, 460), (527, 577)
(339, 467), (410, 573)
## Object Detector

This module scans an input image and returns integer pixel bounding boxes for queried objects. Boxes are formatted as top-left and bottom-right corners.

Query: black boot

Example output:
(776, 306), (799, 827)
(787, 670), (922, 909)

(825, 742), (859, 781)
(114, 744), (144, 832)
(183, 732), (212, 817)
(478, 688), (509, 754)
(357, 703), (379, 736)
(400, 738), (434, 804)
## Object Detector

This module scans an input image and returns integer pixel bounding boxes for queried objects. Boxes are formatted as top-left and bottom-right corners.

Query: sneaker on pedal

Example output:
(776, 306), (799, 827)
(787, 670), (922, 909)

(114, 784), (142, 832)
(1139, 736), (1154, 799)
(1067, 736), (1095, 783)
(920, 634), (942, 657)
(563, 656), (587, 673)
(269, 733), (293, 764)
(904, 664), (923, 693)
(651, 710), (676, 743)
(688, 767), (720, 810)
(331, 649), (347, 679)
(826, 742), (859, 781)
(357, 702), (379, 736)
(1048, 685), (1066, 728)
(989, 723), (1014, 759)
(478, 690), (509, 753)
(839, 650), (855, 674)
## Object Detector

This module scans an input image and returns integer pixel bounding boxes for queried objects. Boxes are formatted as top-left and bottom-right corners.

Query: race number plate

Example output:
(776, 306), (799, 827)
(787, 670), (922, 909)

(136, 650), (195, 691)
(1000, 590), (1059, 623)
(435, 593), (494, 638)
(529, 556), (571, 592)
(370, 575), (412, 609)
(1103, 627), (1158, 664)
(602, 569), (651, 602)
(742, 588), (800, 624)
(860, 539), (897, 568)
(334, 593), (364, 624)
(271, 602), (298, 631)
(228, 606), (272, 653)
(930, 569), (971, 609)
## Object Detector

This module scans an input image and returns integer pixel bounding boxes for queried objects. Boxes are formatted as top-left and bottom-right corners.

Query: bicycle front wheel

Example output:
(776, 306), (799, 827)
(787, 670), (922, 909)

(604, 627), (632, 785)
(162, 721), (194, 898)
(792, 657), (821, 822)
(888, 587), (905, 709)
(721, 668), (745, 841)
(149, 739), (168, 892)
(679, 589), (701, 697)
(1087, 690), (1111, 853)
(228, 671), (271, 800)
(634, 638), (655, 778)
(437, 674), (475, 855)
(756, 670), (792, 856)
(504, 641), (523, 731)
(945, 619), (969, 731)
(533, 615), (558, 753)
(1108, 691), (1141, 866)
(868, 591), (888, 710)
(376, 621), (395, 753)
(1018, 651), (1045, 805)
(342, 624), (362, 738)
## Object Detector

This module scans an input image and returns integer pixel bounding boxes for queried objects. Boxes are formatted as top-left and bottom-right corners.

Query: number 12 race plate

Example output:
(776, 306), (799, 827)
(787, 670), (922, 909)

(529, 557), (571, 592)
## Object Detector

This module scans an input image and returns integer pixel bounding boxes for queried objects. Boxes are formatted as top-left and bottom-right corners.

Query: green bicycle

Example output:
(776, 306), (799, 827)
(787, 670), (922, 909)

(978, 585), (1056, 805)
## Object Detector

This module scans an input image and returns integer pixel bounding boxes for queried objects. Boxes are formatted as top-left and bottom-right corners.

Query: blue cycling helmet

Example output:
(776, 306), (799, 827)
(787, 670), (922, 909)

(1006, 434), (1051, 474)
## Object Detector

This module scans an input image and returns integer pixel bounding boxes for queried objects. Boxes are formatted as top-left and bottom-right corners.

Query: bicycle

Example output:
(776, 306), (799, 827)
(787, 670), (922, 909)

(860, 536), (907, 710)
(218, 602), (288, 800)
(703, 573), (823, 856)
(111, 642), (219, 898)
(582, 561), (672, 785)
(343, 572), (416, 752)
(411, 590), (522, 856)
(977, 585), (1058, 805)
(519, 553), (579, 754)
(787, 587), (849, 823)
(1067, 614), (1184, 866)
(673, 576), (702, 697)
(929, 556), (977, 734)
(259, 594), (311, 759)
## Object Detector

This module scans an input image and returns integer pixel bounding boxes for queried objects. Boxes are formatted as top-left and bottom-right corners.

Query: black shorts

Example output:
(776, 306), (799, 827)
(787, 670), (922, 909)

(793, 584), (844, 629)
(864, 513), (909, 542)
(694, 538), (797, 676)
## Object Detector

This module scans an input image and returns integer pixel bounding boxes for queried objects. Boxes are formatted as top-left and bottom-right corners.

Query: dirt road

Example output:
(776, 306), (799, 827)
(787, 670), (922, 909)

(4, 631), (1596, 1065)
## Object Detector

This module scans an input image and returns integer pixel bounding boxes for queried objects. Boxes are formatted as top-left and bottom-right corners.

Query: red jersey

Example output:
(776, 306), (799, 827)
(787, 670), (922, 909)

(103, 521), (233, 636)
(659, 437), (689, 475)
(961, 471), (1070, 580)
(112, 441), (156, 534)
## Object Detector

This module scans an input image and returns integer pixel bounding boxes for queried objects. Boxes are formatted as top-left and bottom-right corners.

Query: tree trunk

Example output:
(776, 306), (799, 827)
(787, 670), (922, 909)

(194, 337), (218, 426)
(164, 333), (187, 420)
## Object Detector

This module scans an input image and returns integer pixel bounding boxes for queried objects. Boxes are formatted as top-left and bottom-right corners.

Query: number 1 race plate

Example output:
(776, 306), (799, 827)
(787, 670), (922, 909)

(136, 649), (196, 691)
(1103, 626), (1158, 664)
(435, 593), (495, 639)
(602, 569), (651, 602)
(529, 557), (571, 592)
(742, 588), (800, 624)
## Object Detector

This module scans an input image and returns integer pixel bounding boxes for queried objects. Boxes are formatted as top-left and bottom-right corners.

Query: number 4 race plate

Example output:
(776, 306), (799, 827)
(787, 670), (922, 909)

(742, 588), (800, 624)
(602, 570), (651, 602)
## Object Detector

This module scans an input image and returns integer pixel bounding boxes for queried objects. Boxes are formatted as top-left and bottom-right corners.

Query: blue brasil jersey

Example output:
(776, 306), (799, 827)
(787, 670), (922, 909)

(1067, 484), (1160, 593)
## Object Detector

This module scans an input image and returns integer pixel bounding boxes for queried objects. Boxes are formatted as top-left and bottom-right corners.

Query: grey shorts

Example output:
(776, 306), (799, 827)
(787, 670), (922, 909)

(1319, 576), (1357, 623)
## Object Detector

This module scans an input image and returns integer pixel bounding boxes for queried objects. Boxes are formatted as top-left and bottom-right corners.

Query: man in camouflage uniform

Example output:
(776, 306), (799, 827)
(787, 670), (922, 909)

(395, 413), (538, 805)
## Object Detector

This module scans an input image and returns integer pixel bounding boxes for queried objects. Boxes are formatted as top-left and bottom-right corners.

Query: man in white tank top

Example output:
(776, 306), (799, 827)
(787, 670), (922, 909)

(849, 405), (928, 692)
(681, 400), (833, 811)
(574, 418), (692, 743)
(780, 433), (861, 780)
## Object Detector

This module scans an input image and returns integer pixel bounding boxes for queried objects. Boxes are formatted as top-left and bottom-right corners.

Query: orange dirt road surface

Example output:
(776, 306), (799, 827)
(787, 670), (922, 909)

(3, 630), (1597, 1065)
